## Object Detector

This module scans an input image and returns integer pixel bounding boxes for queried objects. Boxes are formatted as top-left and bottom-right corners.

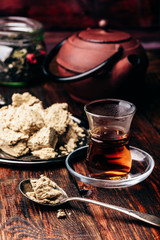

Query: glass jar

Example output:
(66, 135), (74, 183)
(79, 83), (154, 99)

(0, 16), (46, 86)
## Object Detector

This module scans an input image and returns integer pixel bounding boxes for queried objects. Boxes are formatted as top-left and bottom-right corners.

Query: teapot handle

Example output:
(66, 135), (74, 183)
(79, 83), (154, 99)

(43, 38), (123, 82)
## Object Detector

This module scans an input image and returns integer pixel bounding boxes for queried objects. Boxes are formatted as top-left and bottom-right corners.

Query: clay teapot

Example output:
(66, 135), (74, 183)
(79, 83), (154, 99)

(43, 21), (148, 103)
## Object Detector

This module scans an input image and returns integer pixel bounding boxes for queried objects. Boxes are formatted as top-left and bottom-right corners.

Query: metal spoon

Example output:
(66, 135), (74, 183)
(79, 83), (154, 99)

(19, 179), (160, 227)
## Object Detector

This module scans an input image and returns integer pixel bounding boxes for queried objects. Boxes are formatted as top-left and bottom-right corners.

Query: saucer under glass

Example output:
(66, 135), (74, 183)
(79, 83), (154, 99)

(65, 145), (155, 188)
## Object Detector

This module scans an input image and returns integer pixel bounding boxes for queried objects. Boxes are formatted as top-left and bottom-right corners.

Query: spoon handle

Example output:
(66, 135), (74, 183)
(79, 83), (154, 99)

(67, 197), (160, 227)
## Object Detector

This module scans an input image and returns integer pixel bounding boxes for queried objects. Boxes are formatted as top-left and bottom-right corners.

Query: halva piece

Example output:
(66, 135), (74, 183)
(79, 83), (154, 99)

(8, 104), (44, 135)
(32, 148), (58, 159)
(44, 103), (70, 135)
(0, 140), (29, 157)
(12, 92), (42, 107)
(26, 175), (63, 204)
(28, 127), (58, 151)
(0, 127), (29, 157)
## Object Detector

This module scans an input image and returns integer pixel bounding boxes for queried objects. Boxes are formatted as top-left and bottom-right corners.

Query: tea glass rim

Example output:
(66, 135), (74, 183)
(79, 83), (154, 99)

(84, 98), (136, 119)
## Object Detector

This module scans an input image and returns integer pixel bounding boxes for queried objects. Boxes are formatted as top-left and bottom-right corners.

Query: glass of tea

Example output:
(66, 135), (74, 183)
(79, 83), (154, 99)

(84, 99), (136, 179)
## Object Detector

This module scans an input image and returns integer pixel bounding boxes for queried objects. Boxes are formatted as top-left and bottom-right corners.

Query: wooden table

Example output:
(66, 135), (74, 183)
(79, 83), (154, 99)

(0, 31), (160, 240)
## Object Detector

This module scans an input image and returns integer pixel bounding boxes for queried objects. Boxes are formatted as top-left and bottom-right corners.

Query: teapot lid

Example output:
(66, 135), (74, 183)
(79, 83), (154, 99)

(78, 28), (131, 43)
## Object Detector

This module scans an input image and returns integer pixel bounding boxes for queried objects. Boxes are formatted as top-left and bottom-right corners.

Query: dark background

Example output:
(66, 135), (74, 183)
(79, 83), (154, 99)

(0, 0), (160, 30)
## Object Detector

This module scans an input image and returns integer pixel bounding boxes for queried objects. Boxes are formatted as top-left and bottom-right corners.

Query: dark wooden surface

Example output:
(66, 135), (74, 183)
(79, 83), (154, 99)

(0, 32), (160, 240)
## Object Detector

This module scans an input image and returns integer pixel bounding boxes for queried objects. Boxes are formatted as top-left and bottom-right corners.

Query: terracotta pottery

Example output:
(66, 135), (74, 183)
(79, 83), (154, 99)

(43, 21), (148, 103)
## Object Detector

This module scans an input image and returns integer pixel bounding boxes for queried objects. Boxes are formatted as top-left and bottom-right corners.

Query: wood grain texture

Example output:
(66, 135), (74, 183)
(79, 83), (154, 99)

(0, 32), (160, 240)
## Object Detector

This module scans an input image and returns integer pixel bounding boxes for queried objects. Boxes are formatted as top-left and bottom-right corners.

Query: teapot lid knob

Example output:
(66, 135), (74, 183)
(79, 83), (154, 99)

(98, 19), (110, 30)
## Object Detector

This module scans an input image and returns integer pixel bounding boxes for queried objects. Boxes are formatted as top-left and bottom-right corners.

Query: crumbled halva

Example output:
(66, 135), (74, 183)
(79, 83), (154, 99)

(26, 175), (62, 204)
(32, 148), (58, 159)
(28, 127), (58, 151)
(0, 92), (85, 159)
(44, 103), (70, 135)
(0, 127), (28, 146)
(57, 209), (66, 218)
(12, 92), (42, 107)
(0, 140), (29, 157)
(9, 104), (44, 135)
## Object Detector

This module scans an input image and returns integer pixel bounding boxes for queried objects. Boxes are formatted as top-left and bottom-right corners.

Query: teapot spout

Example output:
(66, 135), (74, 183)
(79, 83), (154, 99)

(111, 54), (141, 85)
